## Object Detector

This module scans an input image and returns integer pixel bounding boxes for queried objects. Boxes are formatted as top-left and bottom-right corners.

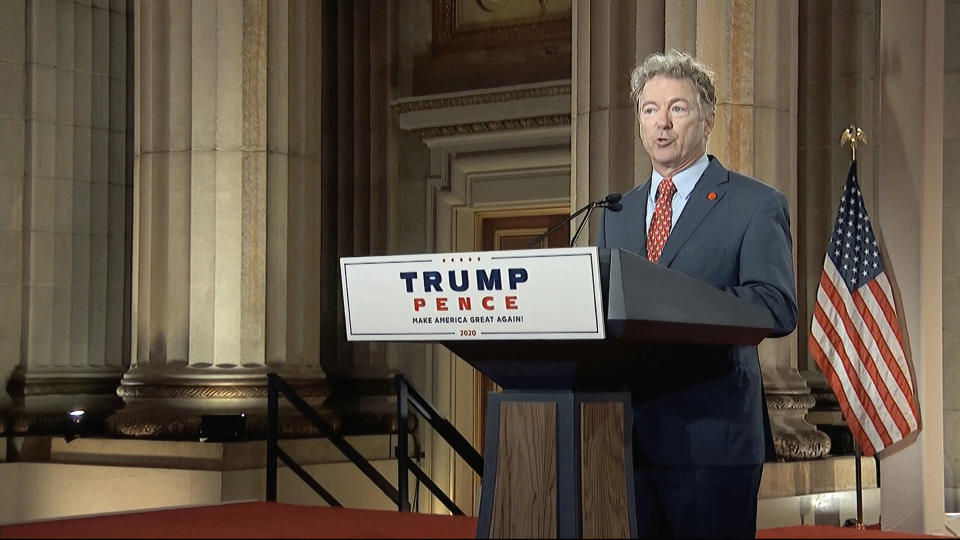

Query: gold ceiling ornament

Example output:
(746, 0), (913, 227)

(839, 125), (867, 162)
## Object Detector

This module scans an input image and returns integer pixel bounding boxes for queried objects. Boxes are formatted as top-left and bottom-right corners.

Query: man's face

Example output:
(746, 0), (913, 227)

(637, 75), (715, 177)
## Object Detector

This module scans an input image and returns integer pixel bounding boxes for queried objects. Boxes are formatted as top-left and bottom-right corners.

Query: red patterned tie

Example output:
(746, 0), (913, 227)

(647, 177), (676, 263)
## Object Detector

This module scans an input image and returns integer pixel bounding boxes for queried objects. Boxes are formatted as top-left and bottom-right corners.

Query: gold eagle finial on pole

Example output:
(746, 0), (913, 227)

(840, 125), (867, 162)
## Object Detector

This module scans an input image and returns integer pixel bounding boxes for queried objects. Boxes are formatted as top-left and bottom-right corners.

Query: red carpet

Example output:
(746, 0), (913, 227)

(0, 502), (477, 539)
(0, 502), (946, 538)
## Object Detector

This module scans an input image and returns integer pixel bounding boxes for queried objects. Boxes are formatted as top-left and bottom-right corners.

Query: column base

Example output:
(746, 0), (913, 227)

(767, 392), (832, 460)
(106, 404), (336, 440)
(107, 378), (329, 439)
(803, 371), (860, 456)
(3, 374), (125, 436)
(104, 377), (413, 440)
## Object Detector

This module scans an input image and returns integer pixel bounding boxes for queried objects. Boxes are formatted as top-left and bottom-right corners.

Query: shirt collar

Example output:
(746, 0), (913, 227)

(650, 153), (710, 201)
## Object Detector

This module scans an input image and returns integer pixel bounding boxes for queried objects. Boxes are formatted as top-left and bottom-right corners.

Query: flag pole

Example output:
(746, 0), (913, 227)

(840, 125), (868, 530)
(840, 412), (866, 529)
(854, 437), (865, 529)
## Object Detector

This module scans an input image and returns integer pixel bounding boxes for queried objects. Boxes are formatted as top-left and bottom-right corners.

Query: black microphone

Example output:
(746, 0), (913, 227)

(602, 192), (622, 204)
(525, 193), (623, 249)
(601, 193), (623, 213)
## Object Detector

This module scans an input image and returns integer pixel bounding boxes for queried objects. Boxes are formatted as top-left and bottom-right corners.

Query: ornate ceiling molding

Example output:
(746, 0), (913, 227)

(392, 83), (570, 114)
(393, 81), (571, 140)
(414, 113), (570, 139)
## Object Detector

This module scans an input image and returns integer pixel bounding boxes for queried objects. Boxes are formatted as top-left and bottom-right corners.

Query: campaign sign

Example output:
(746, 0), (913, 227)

(340, 247), (606, 341)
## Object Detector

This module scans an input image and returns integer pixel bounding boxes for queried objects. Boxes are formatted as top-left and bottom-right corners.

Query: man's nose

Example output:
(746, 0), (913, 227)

(656, 109), (672, 129)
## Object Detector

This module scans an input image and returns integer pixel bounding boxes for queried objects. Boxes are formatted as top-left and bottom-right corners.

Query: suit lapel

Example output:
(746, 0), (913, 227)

(632, 182), (651, 258)
(658, 158), (729, 267)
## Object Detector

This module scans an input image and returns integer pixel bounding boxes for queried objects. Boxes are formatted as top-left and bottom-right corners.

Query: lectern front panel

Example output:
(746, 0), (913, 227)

(580, 401), (631, 538)
(489, 402), (557, 538)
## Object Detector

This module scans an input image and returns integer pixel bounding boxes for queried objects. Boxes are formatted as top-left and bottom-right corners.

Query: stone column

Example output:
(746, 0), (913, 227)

(797, 0), (881, 455)
(664, 0), (697, 54)
(0, 0), (29, 419)
(698, 0), (829, 459)
(571, 0), (663, 245)
(108, 0), (327, 438)
(943, 0), (960, 513)
(314, 0), (396, 432)
(2, 0), (130, 435)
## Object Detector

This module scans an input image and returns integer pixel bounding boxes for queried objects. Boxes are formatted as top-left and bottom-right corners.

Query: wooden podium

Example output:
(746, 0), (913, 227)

(340, 248), (775, 538)
(443, 248), (774, 538)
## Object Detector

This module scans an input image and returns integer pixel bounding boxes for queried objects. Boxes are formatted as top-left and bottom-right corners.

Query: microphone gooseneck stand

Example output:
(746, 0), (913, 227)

(525, 193), (624, 249)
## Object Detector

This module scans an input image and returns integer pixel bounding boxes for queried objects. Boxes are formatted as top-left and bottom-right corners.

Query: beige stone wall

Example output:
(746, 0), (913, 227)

(943, 0), (960, 511)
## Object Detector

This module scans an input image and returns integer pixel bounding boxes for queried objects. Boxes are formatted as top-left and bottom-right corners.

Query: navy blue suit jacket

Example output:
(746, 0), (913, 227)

(596, 156), (798, 467)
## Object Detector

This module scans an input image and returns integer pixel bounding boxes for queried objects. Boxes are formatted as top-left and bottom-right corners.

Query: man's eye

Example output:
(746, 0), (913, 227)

(672, 105), (687, 113)
(642, 107), (655, 115)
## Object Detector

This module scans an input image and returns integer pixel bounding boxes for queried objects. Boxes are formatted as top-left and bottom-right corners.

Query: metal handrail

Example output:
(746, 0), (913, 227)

(266, 372), (400, 507)
(395, 374), (483, 515)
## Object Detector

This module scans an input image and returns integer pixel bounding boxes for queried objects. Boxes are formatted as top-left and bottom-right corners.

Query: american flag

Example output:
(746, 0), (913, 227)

(808, 162), (919, 456)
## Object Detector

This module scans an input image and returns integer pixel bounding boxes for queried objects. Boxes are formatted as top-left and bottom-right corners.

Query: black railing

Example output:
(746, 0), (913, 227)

(265, 372), (482, 515)
(395, 374), (483, 515)
(266, 372), (400, 507)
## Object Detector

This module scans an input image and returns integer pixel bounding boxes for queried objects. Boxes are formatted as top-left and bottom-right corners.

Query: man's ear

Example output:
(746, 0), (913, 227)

(703, 111), (715, 137)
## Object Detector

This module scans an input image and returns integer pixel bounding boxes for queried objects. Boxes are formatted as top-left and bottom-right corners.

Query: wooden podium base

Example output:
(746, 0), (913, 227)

(475, 391), (637, 538)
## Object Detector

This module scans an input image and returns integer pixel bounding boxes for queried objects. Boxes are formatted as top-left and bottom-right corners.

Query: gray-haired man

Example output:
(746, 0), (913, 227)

(596, 50), (798, 538)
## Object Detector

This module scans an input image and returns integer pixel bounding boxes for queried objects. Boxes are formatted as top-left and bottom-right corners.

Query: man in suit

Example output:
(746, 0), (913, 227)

(595, 50), (798, 538)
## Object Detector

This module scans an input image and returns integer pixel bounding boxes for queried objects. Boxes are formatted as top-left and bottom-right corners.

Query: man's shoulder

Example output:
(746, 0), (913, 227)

(708, 157), (785, 201)
(728, 171), (784, 198)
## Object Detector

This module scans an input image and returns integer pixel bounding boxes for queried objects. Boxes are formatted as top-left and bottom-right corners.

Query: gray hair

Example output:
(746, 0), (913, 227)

(630, 50), (717, 116)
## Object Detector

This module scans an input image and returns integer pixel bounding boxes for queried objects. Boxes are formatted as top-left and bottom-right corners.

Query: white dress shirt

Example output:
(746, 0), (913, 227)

(645, 153), (711, 233)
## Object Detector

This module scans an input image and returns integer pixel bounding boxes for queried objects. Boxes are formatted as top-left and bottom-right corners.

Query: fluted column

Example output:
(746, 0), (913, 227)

(664, 0), (697, 54)
(109, 0), (326, 438)
(797, 0), (882, 456)
(697, 0), (829, 459)
(571, 0), (663, 245)
(943, 0), (960, 513)
(2, 0), (130, 434)
(312, 0), (396, 432)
